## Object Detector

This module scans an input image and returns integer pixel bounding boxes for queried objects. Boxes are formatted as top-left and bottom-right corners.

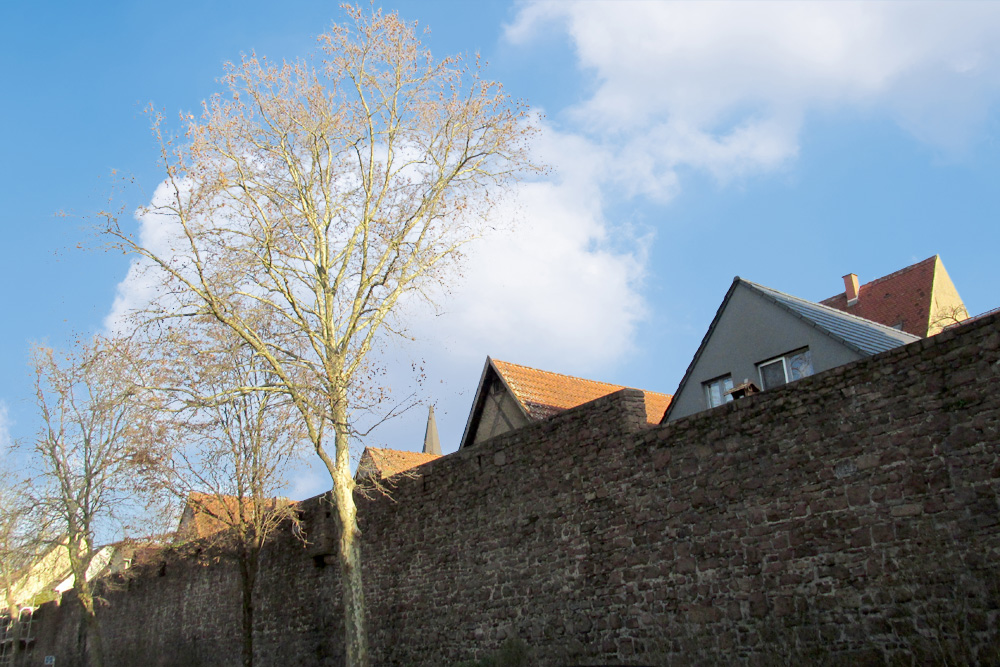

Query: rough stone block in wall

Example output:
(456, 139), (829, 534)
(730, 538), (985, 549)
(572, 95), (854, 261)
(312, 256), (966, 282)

(16, 312), (1000, 666)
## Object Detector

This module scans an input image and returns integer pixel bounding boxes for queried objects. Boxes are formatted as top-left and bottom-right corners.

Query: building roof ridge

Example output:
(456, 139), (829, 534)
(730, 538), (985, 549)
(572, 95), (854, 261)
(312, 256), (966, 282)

(357, 446), (442, 481)
(365, 446), (441, 457)
(743, 279), (923, 339)
(492, 358), (671, 398)
(820, 255), (937, 301)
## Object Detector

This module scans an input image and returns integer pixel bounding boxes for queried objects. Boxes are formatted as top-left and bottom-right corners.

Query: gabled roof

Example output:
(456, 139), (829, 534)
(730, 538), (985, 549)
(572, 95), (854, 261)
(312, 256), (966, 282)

(357, 447), (441, 481)
(177, 492), (294, 540)
(459, 358), (672, 449)
(662, 277), (920, 422)
(178, 492), (237, 539)
(819, 255), (964, 337)
(491, 360), (672, 424)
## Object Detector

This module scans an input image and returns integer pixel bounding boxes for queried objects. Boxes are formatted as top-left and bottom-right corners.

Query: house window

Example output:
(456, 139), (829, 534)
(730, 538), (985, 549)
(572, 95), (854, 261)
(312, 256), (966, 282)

(704, 375), (734, 408)
(757, 348), (813, 390)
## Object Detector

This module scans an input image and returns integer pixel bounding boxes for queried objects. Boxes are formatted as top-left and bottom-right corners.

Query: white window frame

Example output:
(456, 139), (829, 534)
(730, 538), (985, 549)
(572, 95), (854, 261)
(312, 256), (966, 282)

(758, 357), (787, 390)
(757, 348), (813, 390)
(703, 375), (734, 408)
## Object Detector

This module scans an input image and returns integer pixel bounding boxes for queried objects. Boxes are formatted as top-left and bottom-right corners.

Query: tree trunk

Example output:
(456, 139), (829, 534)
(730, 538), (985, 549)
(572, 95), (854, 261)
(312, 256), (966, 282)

(4, 590), (20, 662)
(317, 377), (370, 667)
(69, 545), (104, 667)
(331, 471), (368, 667)
(78, 586), (105, 667)
(238, 545), (258, 667)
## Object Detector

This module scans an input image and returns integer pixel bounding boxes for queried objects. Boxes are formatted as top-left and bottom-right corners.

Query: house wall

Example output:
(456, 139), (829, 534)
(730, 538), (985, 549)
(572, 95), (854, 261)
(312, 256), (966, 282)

(928, 257), (968, 336)
(9, 542), (71, 608)
(667, 281), (865, 420)
(15, 312), (1000, 666)
(469, 373), (530, 446)
(6, 538), (107, 608)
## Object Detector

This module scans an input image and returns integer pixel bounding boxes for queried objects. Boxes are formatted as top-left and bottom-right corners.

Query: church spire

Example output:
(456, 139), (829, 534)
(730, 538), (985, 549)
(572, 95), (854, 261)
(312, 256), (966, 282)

(423, 404), (441, 455)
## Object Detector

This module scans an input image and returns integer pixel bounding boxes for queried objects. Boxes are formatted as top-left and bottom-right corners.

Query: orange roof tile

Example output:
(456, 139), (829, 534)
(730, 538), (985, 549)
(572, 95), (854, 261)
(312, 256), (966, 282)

(641, 392), (674, 425)
(361, 448), (441, 479)
(178, 492), (293, 540)
(179, 492), (235, 539)
(492, 359), (672, 425)
(820, 256), (938, 337)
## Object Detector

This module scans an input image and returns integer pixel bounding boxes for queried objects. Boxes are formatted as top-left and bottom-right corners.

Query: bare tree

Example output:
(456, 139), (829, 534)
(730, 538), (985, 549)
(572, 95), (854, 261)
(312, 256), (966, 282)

(154, 324), (304, 667)
(103, 6), (537, 665)
(31, 337), (165, 667)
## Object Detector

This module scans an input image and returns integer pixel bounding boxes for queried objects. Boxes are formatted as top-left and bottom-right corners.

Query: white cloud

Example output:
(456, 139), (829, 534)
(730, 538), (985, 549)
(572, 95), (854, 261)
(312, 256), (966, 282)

(402, 119), (648, 375)
(104, 180), (195, 334)
(507, 1), (1000, 189)
(104, 259), (159, 335)
(424, 181), (646, 370)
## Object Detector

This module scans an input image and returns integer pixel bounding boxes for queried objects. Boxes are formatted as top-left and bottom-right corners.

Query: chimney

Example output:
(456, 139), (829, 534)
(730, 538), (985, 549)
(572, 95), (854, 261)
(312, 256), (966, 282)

(843, 273), (859, 307)
(423, 405), (441, 456)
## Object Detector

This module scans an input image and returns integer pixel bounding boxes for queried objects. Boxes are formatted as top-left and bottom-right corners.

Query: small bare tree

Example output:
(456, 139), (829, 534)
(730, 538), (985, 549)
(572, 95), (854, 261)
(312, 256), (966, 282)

(930, 304), (970, 335)
(103, 6), (537, 665)
(154, 323), (304, 667)
(31, 336), (166, 667)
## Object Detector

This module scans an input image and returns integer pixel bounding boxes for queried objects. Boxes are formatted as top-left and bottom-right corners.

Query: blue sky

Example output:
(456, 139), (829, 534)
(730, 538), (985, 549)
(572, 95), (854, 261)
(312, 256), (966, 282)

(3, 1), (999, 499)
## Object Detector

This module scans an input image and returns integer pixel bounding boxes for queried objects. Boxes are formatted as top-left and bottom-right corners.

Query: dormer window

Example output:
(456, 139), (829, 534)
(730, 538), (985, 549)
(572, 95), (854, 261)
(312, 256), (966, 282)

(758, 348), (814, 390)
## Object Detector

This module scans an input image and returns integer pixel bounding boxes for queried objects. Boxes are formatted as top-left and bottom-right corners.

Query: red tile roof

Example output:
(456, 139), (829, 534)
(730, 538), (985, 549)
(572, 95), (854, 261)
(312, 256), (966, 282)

(492, 359), (672, 424)
(359, 448), (441, 480)
(819, 256), (939, 337)
(178, 492), (237, 539)
(177, 492), (293, 540)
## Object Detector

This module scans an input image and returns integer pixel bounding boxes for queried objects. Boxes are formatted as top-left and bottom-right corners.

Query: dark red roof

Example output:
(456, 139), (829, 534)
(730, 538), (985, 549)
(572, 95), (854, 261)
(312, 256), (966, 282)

(820, 256), (938, 337)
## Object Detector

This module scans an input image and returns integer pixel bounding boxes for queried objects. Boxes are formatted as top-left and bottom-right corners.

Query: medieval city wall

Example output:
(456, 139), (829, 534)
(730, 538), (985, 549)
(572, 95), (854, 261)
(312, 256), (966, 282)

(16, 312), (1000, 665)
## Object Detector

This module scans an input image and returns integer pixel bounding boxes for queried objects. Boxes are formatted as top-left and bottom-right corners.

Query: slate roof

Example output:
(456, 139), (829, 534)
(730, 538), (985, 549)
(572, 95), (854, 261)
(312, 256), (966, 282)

(358, 448), (441, 480)
(492, 359), (673, 425)
(819, 256), (938, 337)
(745, 280), (921, 355)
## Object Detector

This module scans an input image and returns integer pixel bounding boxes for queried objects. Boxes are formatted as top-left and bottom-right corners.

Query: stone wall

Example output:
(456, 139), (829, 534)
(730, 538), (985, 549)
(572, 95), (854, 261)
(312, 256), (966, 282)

(16, 313), (1000, 666)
